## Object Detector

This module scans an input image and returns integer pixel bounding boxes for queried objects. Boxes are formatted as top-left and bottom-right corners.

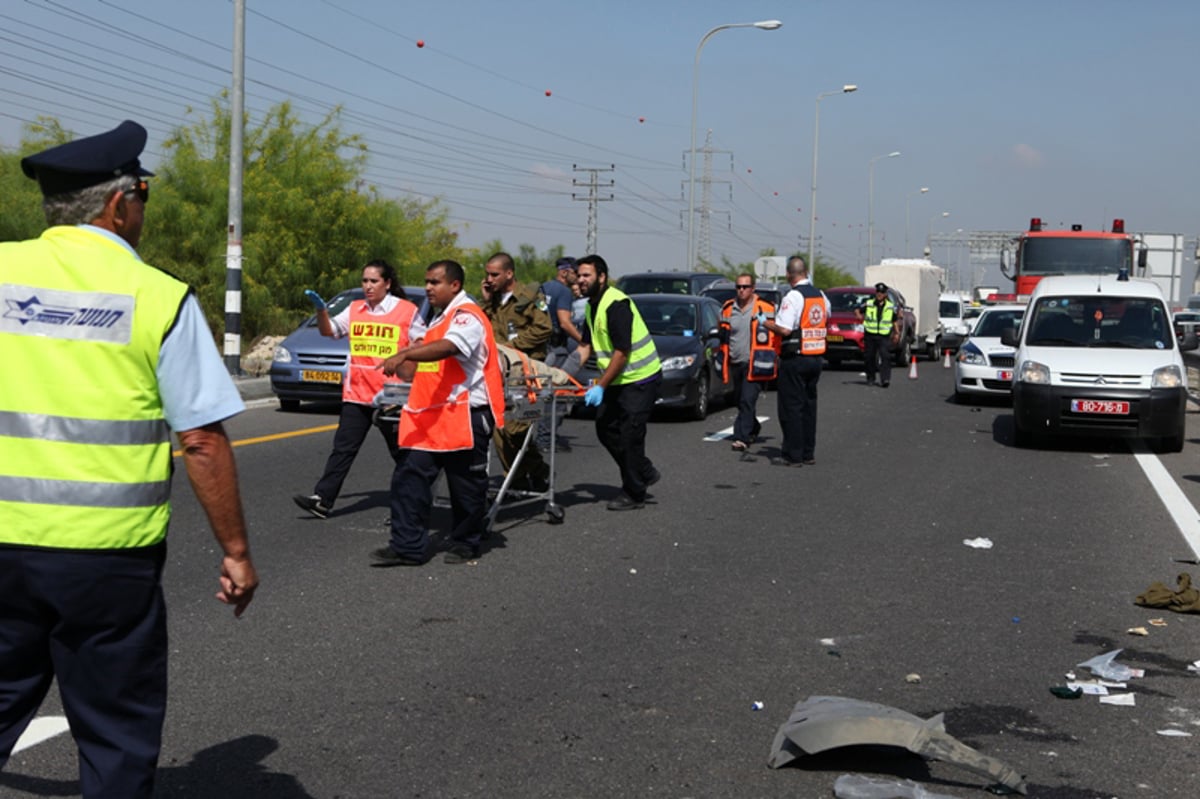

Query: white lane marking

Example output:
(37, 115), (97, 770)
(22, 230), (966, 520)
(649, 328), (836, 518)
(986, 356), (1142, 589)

(13, 716), (70, 754)
(703, 416), (769, 442)
(1132, 445), (1200, 561)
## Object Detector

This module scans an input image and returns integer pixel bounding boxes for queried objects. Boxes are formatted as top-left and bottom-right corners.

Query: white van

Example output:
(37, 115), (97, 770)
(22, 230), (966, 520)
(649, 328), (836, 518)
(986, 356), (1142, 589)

(1002, 274), (1194, 452)
(938, 293), (969, 352)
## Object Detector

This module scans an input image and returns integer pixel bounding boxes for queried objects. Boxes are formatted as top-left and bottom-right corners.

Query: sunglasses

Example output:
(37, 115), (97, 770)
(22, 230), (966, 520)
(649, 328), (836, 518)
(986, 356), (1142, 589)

(736, 284), (754, 289)
(123, 179), (149, 204)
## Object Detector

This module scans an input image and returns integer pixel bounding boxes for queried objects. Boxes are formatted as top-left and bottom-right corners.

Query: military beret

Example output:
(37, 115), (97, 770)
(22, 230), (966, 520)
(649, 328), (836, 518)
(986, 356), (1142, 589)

(20, 120), (154, 198)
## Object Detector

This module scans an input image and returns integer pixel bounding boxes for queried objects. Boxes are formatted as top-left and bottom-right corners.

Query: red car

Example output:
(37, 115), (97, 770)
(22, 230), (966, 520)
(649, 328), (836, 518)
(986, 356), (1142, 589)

(823, 285), (917, 367)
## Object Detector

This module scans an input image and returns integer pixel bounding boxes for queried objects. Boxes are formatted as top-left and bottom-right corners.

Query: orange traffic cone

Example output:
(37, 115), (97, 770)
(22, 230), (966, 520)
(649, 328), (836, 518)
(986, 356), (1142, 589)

(908, 355), (919, 380)
(943, 348), (952, 368)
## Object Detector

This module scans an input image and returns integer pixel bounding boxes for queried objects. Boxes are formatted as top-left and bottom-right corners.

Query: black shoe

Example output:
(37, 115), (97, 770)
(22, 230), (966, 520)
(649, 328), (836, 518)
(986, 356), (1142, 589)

(770, 457), (802, 468)
(731, 440), (748, 452)
(802, 458), (816, 466)
(369, 547), (424, 567)
(644, 467), (661, 487)
(880, 382), (890, 388)
(750, 424), (762, 441)
(607, 493), (645, 511)
(444, 545), (480, 564)
(293, 494), (331, 519)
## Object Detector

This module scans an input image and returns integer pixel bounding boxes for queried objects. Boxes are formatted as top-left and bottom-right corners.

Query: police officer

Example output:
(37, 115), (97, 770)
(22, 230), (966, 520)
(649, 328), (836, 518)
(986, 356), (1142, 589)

(576, 254), (662, 509)
(0, 120), (258, 797)
(761, 256), (829, 466)
(480, 251), (552, 491)
(718, 273), (778, 451)
(373, 260), (506, 565)
(857, 282), (899, 387)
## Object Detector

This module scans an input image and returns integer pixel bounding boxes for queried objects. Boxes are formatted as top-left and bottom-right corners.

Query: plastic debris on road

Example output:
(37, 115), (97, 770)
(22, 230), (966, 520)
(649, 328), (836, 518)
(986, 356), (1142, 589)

(1077, 649), (1144, 681)
(963, 537), (993, 549)
(1156, 729), (1193, 737)
(1098, 693), (1136, 706)
(1049, 686), (1082, 699)
(1126, 626), (1149, 636)
(905, 673), (921, 684)
(751, 701), (765, 711)
(833, 773), (959, 799)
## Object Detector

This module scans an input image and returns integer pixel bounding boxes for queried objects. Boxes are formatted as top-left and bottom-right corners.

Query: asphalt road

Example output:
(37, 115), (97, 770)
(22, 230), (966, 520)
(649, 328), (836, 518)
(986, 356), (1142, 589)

(5, 363), (1200, 798)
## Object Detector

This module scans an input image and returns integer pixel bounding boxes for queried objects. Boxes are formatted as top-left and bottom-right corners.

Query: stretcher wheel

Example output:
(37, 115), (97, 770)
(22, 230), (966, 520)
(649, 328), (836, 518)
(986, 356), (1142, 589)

(546, 503), (565, 525)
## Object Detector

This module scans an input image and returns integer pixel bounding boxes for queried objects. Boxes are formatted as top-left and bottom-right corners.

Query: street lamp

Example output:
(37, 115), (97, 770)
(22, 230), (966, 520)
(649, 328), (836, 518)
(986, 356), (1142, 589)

(808, 84), (857, 270)
(904, 187), (929, 257)
(866, 151), (900, 266)
(687, 19), (783, 269)
(926, 211), (951, 256)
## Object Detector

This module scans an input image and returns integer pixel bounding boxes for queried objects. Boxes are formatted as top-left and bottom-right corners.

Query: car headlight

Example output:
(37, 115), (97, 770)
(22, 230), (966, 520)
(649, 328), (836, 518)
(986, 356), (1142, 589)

(953, 324), (969, 335)
(957, 343), (986, 365)
(1018, 359), (1050, 384)
(1153, 364), (1184, 388)
(660, 354), (697, 372)
(273, 345), (293, 363)
(851, 323), (864, 333)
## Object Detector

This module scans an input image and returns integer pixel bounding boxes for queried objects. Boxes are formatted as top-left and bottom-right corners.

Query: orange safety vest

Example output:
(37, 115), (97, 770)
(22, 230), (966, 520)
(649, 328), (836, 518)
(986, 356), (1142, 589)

(398, 302), (505, 452)
(719, 297), (779, 382)
(345, 297), (418, 404)
(797, 283), (828, 356)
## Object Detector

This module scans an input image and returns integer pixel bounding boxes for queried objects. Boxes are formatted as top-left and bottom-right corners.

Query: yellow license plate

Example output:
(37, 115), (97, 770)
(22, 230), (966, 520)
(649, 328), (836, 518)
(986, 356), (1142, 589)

(300, 370), (342, 384)
(826, 334), (844, 343)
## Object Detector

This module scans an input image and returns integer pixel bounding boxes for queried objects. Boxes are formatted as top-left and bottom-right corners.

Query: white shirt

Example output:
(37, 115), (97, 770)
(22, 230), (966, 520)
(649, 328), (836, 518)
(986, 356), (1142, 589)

(429, 290), (492, 407)
(775, 278), (830, 333)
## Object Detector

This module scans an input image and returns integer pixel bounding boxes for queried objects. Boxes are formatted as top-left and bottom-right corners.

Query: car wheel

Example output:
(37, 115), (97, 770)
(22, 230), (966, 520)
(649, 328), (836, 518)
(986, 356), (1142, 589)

(690, 371), (710, 420)
(928, 338), (941, 362)
(279, 398), (300, 412)
(953, 388), (967, 404)
(894, 337), (911, 367)
(1012, 420), (1034, 448)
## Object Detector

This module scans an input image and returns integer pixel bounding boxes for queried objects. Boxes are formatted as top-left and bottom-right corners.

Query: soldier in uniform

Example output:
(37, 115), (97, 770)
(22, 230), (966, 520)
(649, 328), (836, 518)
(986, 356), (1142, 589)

(479, 251), (552, 491)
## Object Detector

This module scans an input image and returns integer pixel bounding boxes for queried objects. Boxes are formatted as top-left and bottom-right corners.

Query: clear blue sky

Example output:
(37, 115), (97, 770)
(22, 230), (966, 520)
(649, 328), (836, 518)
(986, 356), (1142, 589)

(2, 0), (1197, 289)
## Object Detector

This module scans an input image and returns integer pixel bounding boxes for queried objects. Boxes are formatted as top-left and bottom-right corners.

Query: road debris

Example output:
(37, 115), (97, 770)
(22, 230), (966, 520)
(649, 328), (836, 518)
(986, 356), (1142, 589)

(962, 537), (993, 549)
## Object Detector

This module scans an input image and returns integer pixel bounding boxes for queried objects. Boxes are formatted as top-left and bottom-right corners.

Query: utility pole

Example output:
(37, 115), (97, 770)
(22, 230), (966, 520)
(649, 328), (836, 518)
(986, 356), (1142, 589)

(223, 0), (245, 376)
(571, 164), (613, 256)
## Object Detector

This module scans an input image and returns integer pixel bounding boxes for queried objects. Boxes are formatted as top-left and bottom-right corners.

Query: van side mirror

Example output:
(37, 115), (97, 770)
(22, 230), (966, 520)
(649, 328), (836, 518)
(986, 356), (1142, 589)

(1000, 327), (1019, 347)
(1137, 247), (1148, 273)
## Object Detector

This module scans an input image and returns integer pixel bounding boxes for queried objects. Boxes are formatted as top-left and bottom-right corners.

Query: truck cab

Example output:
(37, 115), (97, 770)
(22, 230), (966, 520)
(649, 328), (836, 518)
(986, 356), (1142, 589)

(1002, 274), (1194, 452)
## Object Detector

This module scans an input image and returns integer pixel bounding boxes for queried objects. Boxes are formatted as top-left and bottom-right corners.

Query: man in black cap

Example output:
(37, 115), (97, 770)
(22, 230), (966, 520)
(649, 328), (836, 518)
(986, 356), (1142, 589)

(0, 120), (258, 798)
(856, 282), (901, 387)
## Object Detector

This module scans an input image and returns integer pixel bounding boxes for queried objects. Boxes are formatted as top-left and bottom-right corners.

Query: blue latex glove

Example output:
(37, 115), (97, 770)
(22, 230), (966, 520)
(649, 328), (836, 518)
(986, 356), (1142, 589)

(304, 289), (327, 311)
(755, 311), (767, 326)
(584, 385), (604, 407)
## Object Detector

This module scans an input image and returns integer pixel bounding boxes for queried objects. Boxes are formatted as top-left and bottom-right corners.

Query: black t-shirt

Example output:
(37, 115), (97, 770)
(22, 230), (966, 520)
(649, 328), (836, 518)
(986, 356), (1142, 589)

(581, 291), (633, 352)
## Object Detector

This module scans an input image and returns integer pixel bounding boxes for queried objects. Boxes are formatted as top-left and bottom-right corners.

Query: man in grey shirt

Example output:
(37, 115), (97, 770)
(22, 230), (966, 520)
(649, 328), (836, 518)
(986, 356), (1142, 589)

(718, 273), (778, 451)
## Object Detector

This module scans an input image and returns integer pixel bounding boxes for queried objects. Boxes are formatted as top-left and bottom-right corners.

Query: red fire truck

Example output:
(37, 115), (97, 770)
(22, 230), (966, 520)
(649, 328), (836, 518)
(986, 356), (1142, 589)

(1000, 218), (1146, 299)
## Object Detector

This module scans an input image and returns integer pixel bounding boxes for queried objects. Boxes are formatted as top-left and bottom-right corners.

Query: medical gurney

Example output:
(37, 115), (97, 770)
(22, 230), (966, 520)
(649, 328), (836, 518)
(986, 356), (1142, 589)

(373, 345), (586, 531)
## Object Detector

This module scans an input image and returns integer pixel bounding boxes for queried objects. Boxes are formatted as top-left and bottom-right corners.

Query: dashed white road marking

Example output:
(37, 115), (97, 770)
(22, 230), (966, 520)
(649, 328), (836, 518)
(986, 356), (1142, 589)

(703, 416), (769, 442)
(13, 716), (70, 754)
(1132, 445), (1200, 561)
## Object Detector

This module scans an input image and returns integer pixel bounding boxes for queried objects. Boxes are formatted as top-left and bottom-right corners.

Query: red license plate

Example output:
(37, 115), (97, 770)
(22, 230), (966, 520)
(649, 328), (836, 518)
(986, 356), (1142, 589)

(826, 335), (844, 343)
(996, 370), (1013, 381)
(1070, 399), (1129, 415)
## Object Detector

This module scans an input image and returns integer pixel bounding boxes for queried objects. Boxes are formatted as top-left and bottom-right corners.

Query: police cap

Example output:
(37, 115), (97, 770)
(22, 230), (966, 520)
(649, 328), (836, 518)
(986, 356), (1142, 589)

(874, 282), (888, 293)
(20, 120), (154, 198)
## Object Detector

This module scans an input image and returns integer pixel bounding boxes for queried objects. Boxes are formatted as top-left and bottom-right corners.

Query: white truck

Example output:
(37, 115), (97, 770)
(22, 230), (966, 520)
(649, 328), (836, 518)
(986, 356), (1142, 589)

(864, 258), (945, 361)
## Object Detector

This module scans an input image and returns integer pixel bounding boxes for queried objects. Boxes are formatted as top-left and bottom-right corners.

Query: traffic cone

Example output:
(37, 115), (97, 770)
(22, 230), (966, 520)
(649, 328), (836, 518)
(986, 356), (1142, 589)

(908, 355), (919, 380)
(943, 348), (952, 368)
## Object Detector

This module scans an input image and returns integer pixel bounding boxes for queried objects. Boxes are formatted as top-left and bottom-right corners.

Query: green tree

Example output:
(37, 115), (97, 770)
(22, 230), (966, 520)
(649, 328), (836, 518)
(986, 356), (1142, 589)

(463, 240), (567, 291)
(146, 98), (462, 336)
(0, 117), (79, 243)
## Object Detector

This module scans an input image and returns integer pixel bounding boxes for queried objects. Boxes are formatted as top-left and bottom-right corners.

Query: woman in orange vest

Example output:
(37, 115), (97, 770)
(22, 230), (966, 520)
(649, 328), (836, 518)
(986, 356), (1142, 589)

(372, 260), (505, 566)
(293, 259), (424, 519)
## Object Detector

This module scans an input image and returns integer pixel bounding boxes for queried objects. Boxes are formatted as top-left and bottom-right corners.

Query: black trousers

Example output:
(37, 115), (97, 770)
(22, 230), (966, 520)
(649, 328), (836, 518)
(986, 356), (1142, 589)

(0, 544), (167, 799)
(388, 408), (493, 560)
(313, 401), (402, 505)
(776, 354), (821, 463)
(863, 334), (893, 384)
(728, 361), (763, 445)
(595, 378), (658, 502)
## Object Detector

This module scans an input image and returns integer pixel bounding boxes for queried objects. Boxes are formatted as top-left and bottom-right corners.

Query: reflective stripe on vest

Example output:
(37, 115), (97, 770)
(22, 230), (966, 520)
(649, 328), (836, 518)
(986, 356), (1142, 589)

(864, 301), (895, 335)
(0, 226), (186, 549)
(345, 297), (418, 404)
(398, 302), (505, 452)
(586, 286), (661, 385)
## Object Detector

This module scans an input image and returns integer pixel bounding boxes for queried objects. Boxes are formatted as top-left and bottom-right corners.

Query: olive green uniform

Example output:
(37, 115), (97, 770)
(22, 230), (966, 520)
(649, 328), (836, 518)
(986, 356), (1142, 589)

(483, 283), (553, 486)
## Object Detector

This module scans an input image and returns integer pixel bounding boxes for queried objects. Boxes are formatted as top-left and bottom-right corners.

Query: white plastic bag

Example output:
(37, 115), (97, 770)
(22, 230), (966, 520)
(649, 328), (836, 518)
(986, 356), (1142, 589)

(833, 773), (959, 799)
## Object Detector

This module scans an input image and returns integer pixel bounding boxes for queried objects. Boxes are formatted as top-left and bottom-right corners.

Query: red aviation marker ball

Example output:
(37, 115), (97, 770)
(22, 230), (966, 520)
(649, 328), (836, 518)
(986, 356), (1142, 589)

(416, 40), (424, 48)
(774, 191), (779, 196)
(545, 90), (552, 97)
(638, 117), (645, 123)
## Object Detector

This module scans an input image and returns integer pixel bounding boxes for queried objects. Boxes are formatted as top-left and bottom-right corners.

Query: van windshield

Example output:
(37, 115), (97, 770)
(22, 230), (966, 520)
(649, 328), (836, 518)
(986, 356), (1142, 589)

(1026, 295), (1172, 349)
